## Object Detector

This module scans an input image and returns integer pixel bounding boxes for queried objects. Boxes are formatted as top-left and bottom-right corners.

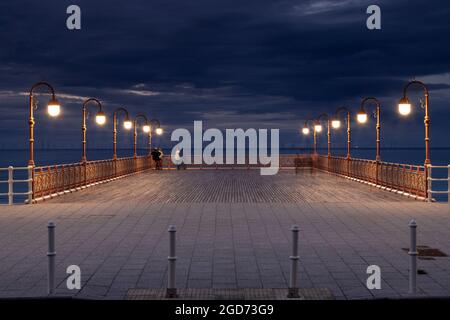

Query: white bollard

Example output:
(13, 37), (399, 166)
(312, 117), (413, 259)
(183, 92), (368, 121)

(47, 221), (56, 295)
(408, 220), (417, 295)
(287, 225), (300, 298)
(8, 166), (13, 205)
(166, 225), (178, 298)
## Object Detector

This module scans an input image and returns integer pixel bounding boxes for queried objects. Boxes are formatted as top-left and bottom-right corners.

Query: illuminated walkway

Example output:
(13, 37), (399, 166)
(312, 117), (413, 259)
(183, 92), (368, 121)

(48, 169), (413, 204)
(0, 170), (449, 299)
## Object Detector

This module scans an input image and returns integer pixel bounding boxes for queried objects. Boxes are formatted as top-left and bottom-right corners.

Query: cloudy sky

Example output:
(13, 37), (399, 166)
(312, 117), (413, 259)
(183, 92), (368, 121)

(1, 0), (450, 153)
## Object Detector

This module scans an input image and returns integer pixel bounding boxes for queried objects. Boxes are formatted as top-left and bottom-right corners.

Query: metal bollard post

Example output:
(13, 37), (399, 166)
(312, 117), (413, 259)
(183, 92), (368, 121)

(8, 166), (13, 205)
(47, 221), (56, 295)
(408, 220), (417, 295)
(166, 225), (178, 298)
(287, 225), (300, 298)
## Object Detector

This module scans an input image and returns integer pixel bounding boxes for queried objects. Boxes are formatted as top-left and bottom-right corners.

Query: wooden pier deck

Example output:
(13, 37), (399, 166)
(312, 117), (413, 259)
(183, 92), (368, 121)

(0, 170), (449, 300)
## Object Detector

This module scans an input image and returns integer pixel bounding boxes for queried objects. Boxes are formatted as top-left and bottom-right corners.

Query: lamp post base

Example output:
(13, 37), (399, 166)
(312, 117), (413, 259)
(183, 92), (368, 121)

(287, 287), (300, 298)
(166, 288), (178, 298)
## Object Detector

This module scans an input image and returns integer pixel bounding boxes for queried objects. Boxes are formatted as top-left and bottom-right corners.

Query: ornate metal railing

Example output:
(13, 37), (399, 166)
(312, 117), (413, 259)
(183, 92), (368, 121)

(14, 152), (428, 203)
(33, 156), (152, 200)
(313, 155), (427, 198)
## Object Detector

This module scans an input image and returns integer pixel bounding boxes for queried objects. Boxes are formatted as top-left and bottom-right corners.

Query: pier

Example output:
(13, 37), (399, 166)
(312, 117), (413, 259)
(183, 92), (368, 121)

(0, 158), (449, 299)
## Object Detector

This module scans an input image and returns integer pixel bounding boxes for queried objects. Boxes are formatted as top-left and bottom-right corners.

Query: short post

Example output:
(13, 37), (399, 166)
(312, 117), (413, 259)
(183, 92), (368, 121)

(166, 225), (178, 298)
(287, 225), (300, 298)
(27, 166), (33, 204)
(7, 166), (13, 205)
(408, 220), (417, 295)
(47, 221), (56, 295)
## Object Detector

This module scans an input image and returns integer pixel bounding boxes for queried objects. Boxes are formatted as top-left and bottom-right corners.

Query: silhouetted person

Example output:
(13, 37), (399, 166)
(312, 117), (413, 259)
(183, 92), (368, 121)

(151, 148), (164, 170)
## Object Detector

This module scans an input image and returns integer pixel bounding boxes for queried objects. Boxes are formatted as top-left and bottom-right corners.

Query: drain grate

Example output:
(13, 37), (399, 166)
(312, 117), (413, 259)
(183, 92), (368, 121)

(126, 288), (334, 300)
(402, 245), (448, 260)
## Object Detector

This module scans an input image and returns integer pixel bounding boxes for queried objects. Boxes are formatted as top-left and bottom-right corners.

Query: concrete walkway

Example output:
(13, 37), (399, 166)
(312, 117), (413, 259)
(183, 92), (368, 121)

(0, 170), (449, 299)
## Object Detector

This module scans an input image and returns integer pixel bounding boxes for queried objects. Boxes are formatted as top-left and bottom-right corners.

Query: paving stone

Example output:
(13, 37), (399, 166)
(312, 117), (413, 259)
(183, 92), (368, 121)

(0, 170), (449, 300)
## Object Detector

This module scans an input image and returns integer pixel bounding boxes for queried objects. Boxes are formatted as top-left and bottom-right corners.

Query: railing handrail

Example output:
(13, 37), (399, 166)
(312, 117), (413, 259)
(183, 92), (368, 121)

(0, 166), (33, 205)
(34, 155), (149, 170)
(426, 165), (450, 202)
(324, 154), (425, 170)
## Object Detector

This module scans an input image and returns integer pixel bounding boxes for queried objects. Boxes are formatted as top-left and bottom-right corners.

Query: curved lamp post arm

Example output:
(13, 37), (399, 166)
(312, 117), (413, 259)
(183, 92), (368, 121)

(149, 118), (161, 131)
(113, 107), (131, 160)
(303, 117), (315, 128)
(81, 98), (104, 162)
(30, 82), (57, 99)
(403, 80), (429, 98)
(360, 97), (382, 161)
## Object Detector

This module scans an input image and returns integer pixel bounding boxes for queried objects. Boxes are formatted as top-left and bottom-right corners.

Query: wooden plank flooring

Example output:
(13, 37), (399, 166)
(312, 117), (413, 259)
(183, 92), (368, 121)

(46, 169), (415, 204)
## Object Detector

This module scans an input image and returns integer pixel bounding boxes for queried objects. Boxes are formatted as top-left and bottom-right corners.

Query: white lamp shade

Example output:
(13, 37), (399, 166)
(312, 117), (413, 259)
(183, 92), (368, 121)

(331, 120), (341, 129)
(398, 103), (411, 116)
(47, 103), (60, 117)
(95, 113), (106, 125)
(357, 113), (368, 124)
(123, 120), (133, 130)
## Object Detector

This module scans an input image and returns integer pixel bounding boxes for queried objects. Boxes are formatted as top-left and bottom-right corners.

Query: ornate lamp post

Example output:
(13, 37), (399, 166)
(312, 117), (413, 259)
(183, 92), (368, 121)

(133, 114), (151, 159)
(357, 97), (382, 184)
(316, 113), (332, 159)
(316, 113), (332, 171)
(397, 80), (431, 166)
(331, 107), (352, 175)
(149, 119), (163, 153)
(81, 98), (106, 163)
(113, 107), (133, 160)
(28, 82), (61, 166)
(302, 118), (318, 155)
(331, 107), (352, 160)
(357, 97), (382, 161)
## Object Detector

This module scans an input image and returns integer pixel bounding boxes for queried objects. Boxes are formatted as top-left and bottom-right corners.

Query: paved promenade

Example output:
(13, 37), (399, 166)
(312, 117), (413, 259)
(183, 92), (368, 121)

(0, 170), (449, 299)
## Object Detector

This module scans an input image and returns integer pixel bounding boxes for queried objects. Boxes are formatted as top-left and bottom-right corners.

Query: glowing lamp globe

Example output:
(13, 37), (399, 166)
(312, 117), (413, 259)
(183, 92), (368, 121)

(331, 119), (341, 129)
(143, 125), (150, 133)
(398, 97), (411, 116)
(357, 111), (368, 124)
(302, 127), (310, 135)
(123, 120), (133, 130)
(95, 111), (106, 125)
(155, 127), (163, 135)
(314, 124), (322, 133)
(47, 99), (61, 117)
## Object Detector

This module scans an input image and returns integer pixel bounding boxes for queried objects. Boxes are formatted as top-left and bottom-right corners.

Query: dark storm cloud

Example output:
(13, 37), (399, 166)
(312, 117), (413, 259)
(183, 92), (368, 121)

(1, 0), (450, 151)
